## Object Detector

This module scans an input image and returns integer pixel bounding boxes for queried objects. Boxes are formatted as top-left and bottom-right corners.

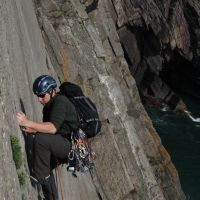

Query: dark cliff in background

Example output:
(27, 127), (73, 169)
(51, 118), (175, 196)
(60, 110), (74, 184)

(1, 0), (198, 199)
(112, 0), (200, 110)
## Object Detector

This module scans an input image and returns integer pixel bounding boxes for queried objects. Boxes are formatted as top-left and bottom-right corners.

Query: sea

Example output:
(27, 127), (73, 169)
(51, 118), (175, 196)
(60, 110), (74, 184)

(145, 93), (200, 200)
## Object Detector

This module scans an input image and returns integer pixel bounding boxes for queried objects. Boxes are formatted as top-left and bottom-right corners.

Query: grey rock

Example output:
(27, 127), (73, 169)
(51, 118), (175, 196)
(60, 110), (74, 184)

(0, 0), (187, 199)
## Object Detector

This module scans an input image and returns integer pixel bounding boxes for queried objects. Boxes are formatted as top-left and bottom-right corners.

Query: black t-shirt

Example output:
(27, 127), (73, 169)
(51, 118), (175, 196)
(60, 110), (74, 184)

(43, 94), (78, 138)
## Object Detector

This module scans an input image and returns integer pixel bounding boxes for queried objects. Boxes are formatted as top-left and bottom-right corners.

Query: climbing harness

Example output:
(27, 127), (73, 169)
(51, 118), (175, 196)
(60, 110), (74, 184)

(67, 129), (96, 177)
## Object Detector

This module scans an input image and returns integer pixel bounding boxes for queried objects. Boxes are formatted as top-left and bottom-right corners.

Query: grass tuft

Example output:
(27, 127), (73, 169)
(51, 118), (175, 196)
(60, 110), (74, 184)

(10, 136), (26, 186)
(10, 136), (23, 169)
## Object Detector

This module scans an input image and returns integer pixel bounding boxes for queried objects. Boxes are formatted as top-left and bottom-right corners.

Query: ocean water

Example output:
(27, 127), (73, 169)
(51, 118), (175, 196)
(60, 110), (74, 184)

(145, 95), (200, 200)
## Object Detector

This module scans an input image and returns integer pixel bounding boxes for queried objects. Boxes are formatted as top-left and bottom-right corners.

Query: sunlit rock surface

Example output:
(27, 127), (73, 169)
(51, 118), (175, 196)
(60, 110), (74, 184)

(0, 0), (190, 199)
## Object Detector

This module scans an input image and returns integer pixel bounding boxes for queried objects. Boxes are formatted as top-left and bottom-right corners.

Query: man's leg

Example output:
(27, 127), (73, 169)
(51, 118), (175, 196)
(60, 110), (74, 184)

(41, 173), (58, 200)
(33, 134), (71, 200)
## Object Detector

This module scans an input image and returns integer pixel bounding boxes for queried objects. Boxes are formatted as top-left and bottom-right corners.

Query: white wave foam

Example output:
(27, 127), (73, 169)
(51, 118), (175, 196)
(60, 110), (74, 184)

(184, 110), (200, 122)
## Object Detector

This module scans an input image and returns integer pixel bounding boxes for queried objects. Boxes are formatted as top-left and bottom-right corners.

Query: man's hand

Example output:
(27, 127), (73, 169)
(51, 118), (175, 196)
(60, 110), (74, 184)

(16, 111), (29, 127)
(17, 112), (37, 134)
(16, 111), (56, 134)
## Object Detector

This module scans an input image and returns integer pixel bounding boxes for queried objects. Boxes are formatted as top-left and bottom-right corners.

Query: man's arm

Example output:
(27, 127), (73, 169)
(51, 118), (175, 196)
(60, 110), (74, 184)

(16, 111), (57, 134)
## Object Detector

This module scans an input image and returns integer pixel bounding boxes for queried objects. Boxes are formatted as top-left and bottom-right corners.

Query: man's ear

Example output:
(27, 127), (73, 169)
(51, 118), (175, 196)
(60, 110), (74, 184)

(48, 88), (56, 98)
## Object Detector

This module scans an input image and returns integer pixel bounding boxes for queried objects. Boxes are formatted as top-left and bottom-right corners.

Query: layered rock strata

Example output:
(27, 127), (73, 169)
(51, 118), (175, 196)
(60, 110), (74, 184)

(33, 0), (186, 199)
(109, 0), (200, 109)
(0, 0), (188, 199)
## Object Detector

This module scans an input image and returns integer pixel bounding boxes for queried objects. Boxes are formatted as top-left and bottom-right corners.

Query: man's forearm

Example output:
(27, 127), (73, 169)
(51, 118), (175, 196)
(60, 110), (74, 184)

(25, 121), (57, 134)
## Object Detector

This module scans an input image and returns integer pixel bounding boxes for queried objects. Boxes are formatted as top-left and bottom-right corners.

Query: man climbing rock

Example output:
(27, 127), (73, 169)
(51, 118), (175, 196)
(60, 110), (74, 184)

(16, 75), (78, 200)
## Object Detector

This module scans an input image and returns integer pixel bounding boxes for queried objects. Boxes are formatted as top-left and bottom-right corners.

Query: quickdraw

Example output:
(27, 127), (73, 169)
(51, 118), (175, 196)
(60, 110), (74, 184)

(67, 129), (95, 177)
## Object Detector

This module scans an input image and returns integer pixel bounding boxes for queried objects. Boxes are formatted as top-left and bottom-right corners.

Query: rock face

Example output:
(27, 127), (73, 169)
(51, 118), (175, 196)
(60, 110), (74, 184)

(0, 0), (188, 199)
(111, 0), (200, 109)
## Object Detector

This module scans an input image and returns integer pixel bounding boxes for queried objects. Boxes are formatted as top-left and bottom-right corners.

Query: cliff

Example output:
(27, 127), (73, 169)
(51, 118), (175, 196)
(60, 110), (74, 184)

(0, 0), (195, 199)
(113, 0), (200, 109)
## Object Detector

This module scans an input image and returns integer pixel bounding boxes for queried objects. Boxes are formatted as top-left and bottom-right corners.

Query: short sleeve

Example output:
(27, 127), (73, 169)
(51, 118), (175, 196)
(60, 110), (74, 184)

(49, 95), (74, 131)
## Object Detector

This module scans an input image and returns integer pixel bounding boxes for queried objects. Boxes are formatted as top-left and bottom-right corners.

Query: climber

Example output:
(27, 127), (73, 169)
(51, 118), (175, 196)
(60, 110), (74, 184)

(16, 75), (78, 200)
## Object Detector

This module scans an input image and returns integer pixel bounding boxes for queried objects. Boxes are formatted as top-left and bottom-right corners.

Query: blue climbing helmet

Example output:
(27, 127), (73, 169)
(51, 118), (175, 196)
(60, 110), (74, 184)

(33, 75), (57, 95)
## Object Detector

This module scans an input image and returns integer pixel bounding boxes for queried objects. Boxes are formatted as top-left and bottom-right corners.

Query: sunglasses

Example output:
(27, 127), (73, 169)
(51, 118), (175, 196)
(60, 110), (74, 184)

(37, 93), (46, 98)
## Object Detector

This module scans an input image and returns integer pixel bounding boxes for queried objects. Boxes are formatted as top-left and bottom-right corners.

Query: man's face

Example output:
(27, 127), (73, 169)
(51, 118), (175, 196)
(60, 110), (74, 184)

(37, 93), (51, 105)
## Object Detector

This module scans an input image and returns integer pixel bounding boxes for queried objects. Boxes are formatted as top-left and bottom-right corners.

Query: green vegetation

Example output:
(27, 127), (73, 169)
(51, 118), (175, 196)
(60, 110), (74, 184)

(10, 136), (26, 186)
(10, 136), (23, 169)
(18, 172), (26, 186)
